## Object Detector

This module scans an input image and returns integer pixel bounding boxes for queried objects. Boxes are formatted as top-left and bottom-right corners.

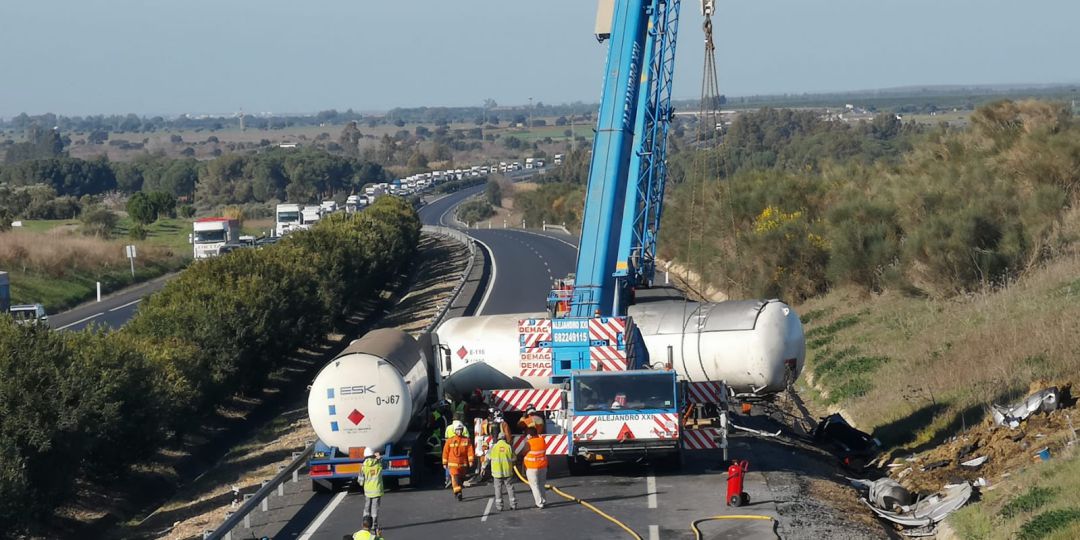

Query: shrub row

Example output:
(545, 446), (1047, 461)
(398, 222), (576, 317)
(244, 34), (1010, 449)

(0, 196), (420, 536)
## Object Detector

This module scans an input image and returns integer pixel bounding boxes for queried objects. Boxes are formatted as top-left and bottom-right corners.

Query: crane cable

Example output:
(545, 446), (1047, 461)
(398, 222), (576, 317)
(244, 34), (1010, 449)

(513, 466), (643, 540)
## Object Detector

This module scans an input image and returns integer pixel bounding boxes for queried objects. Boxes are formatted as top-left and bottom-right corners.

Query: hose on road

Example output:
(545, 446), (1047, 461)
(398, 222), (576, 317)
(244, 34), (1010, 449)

(690, 514), (778, 540)
(513, 465), (643, 540)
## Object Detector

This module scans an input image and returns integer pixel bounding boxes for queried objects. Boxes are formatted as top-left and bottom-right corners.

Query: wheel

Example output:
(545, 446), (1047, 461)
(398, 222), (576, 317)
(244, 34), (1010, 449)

(567, 456), (590, 476)
(742, 493), (750, 506)
(728, 494), (742, 507)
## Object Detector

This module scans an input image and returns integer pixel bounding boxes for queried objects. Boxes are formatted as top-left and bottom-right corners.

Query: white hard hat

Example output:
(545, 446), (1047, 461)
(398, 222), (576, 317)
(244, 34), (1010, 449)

(363, 447), (374, 458)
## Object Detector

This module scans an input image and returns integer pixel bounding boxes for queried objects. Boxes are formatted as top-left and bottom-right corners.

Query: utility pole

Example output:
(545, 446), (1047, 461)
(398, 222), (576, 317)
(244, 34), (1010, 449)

(528, 97), (534, 129)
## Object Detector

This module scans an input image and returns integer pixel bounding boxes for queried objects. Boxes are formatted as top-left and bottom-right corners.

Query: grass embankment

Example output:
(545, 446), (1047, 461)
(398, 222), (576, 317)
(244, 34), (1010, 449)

(3, 218), (190, 311)
(796, 253), (1080, 539)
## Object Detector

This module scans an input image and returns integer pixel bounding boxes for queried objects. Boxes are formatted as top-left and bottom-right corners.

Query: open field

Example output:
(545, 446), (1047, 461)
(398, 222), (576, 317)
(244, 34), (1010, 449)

(3, 219), (190, 311)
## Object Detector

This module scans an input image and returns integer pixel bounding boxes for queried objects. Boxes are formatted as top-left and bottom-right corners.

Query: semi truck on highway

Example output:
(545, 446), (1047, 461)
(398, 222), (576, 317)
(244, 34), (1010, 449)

(275, 204), (301, 236)
(191, 217), (241, 259)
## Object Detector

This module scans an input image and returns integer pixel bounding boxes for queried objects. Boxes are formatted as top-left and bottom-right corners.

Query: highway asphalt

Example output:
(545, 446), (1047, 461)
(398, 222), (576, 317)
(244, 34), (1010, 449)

(252, 177), (785, 540)
(46, 273), (173, 331)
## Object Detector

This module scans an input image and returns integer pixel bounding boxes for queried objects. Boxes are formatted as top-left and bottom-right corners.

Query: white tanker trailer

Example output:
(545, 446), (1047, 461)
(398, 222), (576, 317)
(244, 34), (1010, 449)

(432, 300), (804, 399)
(628, 299), (805, 397)
(307, 328), (432, 492)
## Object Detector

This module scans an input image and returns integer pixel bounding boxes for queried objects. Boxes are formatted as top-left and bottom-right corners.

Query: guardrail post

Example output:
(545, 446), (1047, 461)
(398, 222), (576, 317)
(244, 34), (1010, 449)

(260, 481), (269, 511)
(222, 512), (233, 540)
(277, 465), (286, 496)
(292, 452), (302, 482)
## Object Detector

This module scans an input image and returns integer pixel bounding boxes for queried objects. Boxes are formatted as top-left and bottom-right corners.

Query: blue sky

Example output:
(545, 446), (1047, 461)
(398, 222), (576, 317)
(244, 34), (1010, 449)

(0, 0), (1076, 116)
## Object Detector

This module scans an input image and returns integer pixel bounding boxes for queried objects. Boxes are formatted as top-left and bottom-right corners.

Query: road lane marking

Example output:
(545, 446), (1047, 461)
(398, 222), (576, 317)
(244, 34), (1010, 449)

(481, 497), (494, 522)
(649, 524), (659, 540)
(647, 473), (657, 509)
(298, 490), (347, 540)
(108, 298), (141, 312)
(470, 237), (497, 316)
(55, 312), (102, 330)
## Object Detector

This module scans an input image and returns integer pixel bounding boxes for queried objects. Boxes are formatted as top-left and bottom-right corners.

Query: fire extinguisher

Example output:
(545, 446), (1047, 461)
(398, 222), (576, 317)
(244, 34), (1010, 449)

(726, 460), (750, 507)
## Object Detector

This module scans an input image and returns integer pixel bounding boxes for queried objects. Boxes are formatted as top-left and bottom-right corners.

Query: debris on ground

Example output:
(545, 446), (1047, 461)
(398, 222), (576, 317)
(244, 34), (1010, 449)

(812, 413), (882, 470)
(886, 382), (1075, 494)
(992, 386), (1061, 428)
(860, 482), (972, 533)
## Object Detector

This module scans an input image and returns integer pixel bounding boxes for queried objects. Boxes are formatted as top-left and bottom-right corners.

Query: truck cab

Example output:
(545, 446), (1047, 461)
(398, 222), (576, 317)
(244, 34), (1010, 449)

(192, 218), (240, 259)
(565, 370), (681, 471)
(275, 204), (301, 236)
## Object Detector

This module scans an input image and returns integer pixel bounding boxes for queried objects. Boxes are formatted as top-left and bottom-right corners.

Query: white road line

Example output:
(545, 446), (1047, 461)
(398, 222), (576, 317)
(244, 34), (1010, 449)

(298, 490), (347, 540)
(55, 312), (102, 330)
(514, 228), (579, 250)
(647, 473), (657, 509)
(471, 237), (497, 316)
(108, 298), (141, 312)
(649, 524), (659, 540)
(481, 497), (494, 522)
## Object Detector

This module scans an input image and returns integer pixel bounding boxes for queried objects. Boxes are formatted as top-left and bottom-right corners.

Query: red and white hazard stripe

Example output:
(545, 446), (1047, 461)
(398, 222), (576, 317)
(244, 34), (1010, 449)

(682, 428), (723, 450)
(518, 319), (552, 348)
(686, 381), (728, 405)
(510, 434), (569, 456)
(519, 366), (553, 377)
(487, 389), (563, 412)
(589, 346), (628, 371)
(588, 317), (626, 345)
(650, 413), (680, 439)
(571, 415), (598, 441)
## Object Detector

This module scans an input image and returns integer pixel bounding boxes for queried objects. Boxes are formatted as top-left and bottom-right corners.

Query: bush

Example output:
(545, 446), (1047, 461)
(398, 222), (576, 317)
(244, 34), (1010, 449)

(457, 199), (495, 224)
(79, 206), (117, 237)
(178, 204), (196, 218)
(128, 222), (147, 240)
(0, 196), (421, 535)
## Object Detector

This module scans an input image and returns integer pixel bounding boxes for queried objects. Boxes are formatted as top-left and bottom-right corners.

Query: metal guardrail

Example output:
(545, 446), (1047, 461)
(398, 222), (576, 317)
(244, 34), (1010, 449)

(420, 225), (479, 333)
(204, 445), (313, 540)
(205, 226), (481, 539)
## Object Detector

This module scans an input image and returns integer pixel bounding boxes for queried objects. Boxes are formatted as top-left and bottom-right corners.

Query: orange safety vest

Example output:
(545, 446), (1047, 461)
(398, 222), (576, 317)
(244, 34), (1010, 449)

(518, 414), (545, 435)
(523, 436), (548, 469)
(442, 435), (475, 470)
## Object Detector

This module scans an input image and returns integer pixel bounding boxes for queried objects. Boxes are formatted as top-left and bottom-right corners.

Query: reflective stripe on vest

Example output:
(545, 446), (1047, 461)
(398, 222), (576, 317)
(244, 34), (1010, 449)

(361, 458), (383, 497)
(524, 437), (548, 469)
(489, 440), (514, 478)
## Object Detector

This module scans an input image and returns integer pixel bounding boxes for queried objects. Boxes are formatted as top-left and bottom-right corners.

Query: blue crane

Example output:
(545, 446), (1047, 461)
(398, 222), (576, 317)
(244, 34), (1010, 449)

(545, 0), (695, 379)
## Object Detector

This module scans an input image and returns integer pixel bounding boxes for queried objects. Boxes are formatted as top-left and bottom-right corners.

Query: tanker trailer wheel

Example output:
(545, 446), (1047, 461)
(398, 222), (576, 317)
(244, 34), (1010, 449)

(728, 493), (743, 507)
(742, 493), (751, 506)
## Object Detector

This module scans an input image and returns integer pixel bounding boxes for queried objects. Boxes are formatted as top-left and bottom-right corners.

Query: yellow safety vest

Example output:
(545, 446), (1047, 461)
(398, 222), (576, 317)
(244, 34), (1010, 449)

(489, 440), (514, 479)
(353, 530), (383, 540)
(445, 423), (469, 439)
(361, 457), (383, 498)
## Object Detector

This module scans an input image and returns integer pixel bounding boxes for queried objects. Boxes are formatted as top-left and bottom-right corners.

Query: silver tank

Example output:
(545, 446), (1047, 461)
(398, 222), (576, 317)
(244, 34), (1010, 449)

(628, 299), (805, 394)
(308, 328), (429, 450)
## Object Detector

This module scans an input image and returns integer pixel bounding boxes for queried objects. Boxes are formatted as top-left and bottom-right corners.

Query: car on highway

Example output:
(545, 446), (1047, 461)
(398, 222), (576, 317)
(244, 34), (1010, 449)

(9, 303), (48, 326)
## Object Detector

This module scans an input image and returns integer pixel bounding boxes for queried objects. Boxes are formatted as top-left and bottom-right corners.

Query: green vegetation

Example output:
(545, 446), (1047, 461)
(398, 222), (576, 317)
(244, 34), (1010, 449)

(0, 197), (420, 537)
(457, 199), (495, 224)
(662, 100), (1080, 301)
(950, 453), (1080, 540)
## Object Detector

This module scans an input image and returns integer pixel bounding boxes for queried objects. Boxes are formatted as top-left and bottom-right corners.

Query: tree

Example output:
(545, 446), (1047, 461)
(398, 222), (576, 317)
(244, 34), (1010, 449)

(126, 192), (157, 225)
(147, 191), (177, 219)
(484, 179), (502, 207)
(79, 206), (117, 237)
(178, 204), (196, 218)
(338, 121), (362, 157)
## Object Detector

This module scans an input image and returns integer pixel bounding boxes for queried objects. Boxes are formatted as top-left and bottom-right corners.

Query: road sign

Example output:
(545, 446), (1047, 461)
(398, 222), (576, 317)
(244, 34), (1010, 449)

(125, 245), (136, 277)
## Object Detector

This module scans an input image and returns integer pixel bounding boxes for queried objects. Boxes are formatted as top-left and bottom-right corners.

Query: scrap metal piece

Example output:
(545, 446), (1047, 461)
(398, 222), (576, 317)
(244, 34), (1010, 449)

(869, 478), (911, 511)
(862, 482), (973, 529)
(960, 455), (988, 468)
(991, 387), (1060, 428)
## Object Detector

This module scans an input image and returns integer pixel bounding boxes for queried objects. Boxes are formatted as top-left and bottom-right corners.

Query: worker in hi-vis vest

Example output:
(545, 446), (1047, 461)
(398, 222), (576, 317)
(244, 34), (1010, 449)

(488, 432), (517, 511)
(442, 423), (475, 501)
(360, 447), (383, 530)
(521, 427), (548, 509)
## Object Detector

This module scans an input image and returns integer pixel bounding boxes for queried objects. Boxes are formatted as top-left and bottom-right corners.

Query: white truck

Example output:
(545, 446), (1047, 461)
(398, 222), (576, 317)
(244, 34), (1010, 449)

(275, 204), (302, 237)
(300, 206), (322, 229)
(192, 217), (241, 259)
(525, 158), (535, 169)
(320, 200), (338, 214)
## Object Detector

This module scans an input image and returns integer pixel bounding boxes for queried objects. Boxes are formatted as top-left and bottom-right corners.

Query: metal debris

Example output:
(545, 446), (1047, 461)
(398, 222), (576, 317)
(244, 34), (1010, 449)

(991, 387), (1060, 428)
